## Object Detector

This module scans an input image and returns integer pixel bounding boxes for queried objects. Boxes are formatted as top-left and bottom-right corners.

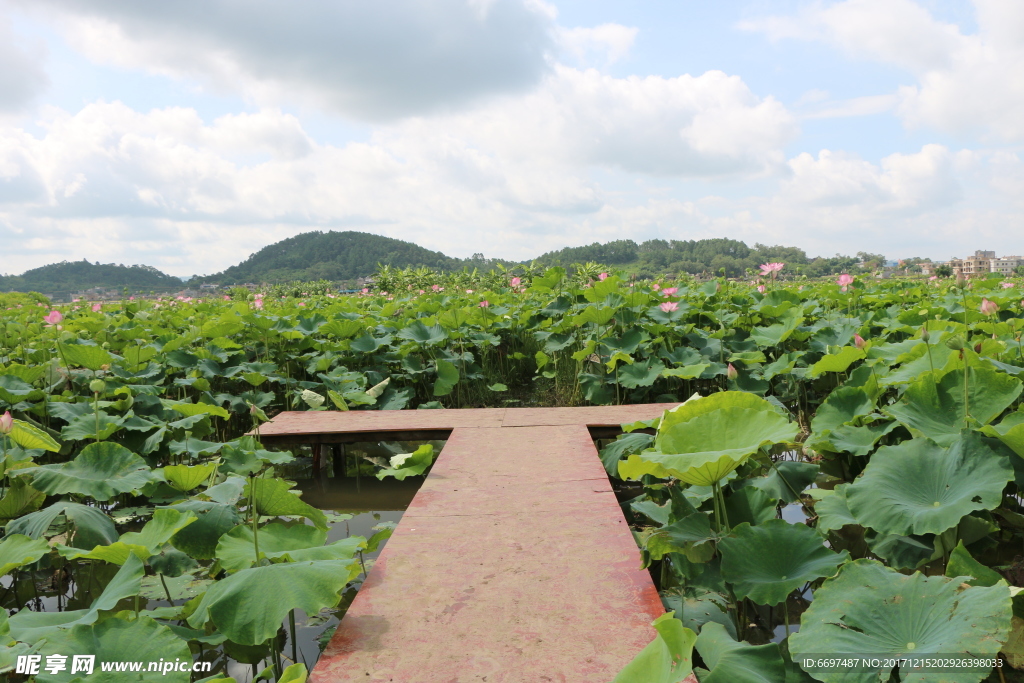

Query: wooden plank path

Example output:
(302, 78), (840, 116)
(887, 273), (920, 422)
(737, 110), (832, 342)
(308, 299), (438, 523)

(260, 406), (670, 683)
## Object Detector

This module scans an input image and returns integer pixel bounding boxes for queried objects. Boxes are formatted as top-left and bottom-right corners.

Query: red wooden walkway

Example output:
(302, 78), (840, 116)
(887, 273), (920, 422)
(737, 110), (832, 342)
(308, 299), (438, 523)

(262, 406), (669, 683)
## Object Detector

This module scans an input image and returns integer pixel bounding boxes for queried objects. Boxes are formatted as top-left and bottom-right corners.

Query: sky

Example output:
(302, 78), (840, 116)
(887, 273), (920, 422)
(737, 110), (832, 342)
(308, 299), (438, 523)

(0, 0), (1022, 277)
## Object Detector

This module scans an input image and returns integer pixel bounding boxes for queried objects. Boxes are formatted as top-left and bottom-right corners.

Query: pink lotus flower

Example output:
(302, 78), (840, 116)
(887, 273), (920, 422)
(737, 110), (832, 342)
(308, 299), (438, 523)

(128, 296), (135, 301)
(929, 276), (938, 281)
(466, 289), (474, 294)
(598, 273), (609, 281)
(44, 310), (63, 325)
(510, 277), (521, 286)
(659, 301), (678, 313)
(0, 411), (12, 435)
(1002, 282), (1014, 289)
(652, 283), (660, 291)
(757, 285), (765, 293)
(479, 300), (490, 308)
(298, 302), (306, 307)
(431, 284), (440, 291)
(837, 274), (854, 292)
(223, 295), (231, 300)
(980, 298), (999, 316)
(726, 363), (738, 380)
(854, 334), (866, 349)
(253, 298), (264, 310)
(362, 288), (370, 294)
(92, 303), (102, 312)
(760, 262), (784, 275)
(419, 289), (425, 294)
(661, 287), (678, 296)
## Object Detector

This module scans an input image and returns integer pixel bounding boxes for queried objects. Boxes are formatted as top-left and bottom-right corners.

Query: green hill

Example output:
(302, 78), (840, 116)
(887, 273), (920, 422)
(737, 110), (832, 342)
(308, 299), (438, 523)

(0, 260), (183, 300)
(195, 231), (467, 284)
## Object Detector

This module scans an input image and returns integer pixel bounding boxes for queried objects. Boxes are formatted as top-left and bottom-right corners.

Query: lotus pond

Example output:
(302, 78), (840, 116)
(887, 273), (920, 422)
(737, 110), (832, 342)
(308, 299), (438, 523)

(3, 269), (1024, 682)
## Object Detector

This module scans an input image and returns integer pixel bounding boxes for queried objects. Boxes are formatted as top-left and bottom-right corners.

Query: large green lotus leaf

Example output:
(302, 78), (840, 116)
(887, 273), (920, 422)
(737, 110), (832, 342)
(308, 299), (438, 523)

(216, 522), (328, 572)
(9, 554), (143, 644)
(619, 453), (675, 482)
(8, 419), (60, 452)
(645, 513), (718, 561)
(162, 463), (217, 491)
(245, 478), (327, 530)
(397, 320), (447, 345)
(611, 612), (697, 683)
(809, 346), (866, 377)
(27, 442), (157, 502)
(166, 500), (243, 560)
(618, 359), (666, 388)
(695, 622), (785, 683)
(59, 411), (123, 442)
(376, 444), (435, 480)
(945, 541), (1004, 587)
(657, 392), (781, 445)
(601, 433), (655, 477)
(0, 534), (49, 576)
(0, 477), (46, 523)
(813, 484), (859, 533)
(744, 461), (819, 504)
(433, 359), (459, 396)
(980, 414), (1024, 458)
(57, 508), (197, 563)
(170, 401), (230, 419)
(809, 386), (874, 435)
(57, 343), (113, 371)
(884, 365), (1022, 446)
(719, 520), (849, 606)
(723, 488), (776, 527)
(34, 616), (191, 683)
(186, 560), (361, 645)
(790, 559), (1011, 683)
(6, 500), (117, 548)
(643, 408), (798, 486)
(846, 433), (1012, 536)
(663, 590), (735, 639)
(808, 420), (897, 457)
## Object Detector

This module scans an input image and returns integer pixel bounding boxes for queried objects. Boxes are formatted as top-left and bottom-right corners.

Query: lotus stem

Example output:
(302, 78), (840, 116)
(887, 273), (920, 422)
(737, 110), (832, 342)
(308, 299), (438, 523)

(290, 609), (298, 665)
(783, 600), (790, 637)
(160, 573), (173, 604)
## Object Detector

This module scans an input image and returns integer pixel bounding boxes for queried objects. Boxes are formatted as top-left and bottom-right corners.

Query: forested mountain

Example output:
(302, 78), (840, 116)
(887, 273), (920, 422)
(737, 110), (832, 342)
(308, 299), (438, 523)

(534, 238), (882, 278)
(0, 260), (182, 299)
(194, 231), (471, 284)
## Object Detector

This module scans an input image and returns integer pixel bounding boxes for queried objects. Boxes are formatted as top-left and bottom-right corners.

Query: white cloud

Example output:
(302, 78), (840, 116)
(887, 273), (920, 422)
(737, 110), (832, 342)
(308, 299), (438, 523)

(559, 23), (639, 66)
(17, 0), (557, 120)
(742, 0), (1024, 142)
(0, 15), (48, 113)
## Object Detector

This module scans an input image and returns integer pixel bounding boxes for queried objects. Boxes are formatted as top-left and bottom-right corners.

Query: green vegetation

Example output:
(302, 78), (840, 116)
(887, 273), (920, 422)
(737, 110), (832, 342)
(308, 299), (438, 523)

(3, 265), (1024, 680)
(0, 260), (183, 300)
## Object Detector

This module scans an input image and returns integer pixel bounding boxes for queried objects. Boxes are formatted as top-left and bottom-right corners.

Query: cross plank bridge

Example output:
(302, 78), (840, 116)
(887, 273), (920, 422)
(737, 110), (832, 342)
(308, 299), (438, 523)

(258, 405), (670, 683)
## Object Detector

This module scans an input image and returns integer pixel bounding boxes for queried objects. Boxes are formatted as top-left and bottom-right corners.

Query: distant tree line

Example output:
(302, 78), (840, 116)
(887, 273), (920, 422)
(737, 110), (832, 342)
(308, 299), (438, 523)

(534, 239), (885, 278)
(0, 260), (183, 300)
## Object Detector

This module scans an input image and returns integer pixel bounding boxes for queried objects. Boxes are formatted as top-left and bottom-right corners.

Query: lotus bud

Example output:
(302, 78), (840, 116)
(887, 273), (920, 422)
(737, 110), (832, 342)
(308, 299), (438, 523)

(974, 342), (983, 353)
(89, 379), (106, 394)
(301, 389), (325, 409)
(727, 363), (738, 380)
(854, 334), (865, 349)
(0, 411), (12, 435)
(945, 336), (965, 351)
(920, 327), (930, 342)
(980, 298), (998, 316)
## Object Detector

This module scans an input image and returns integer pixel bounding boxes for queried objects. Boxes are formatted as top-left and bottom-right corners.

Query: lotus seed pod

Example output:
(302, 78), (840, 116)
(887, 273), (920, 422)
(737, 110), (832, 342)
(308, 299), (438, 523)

(89, 379), (106, 394)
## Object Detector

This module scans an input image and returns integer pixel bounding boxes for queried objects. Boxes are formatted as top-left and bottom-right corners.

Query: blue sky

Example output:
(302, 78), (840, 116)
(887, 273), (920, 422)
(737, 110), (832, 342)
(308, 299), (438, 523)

(0, 0), (1021, 276)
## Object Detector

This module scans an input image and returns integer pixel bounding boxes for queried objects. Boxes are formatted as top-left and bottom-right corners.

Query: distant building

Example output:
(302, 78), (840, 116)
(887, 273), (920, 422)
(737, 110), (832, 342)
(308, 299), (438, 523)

(921, 250), (1021, 277)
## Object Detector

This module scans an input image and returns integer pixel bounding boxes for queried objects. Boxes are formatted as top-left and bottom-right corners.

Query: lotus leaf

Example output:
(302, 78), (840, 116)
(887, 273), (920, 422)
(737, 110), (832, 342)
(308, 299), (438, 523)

(245, 478), (328, 530)
(0, 478), (46, 523)
(845, 433), (1012, 536)
(656, 391), (782, 443)
(34, 615), (191, 683)
(694, 622), (785, 683)
(809, 346), (865, 377)
(9, 554), (143, 644)
(663, 591), (735, 639)
(601, 433), (654, 477)
(7, 419), (60, 452)
(167, 500), (244, 559)
(744, 461), (819, 504)
(57, 343), (113, 371)
(26, 442), (157, 502)
(790, 559), (1011, 683)
(722, 487), (776, 527)
(813, 484), (858, 533)
(163, 463), (217, 491)
(57, 508), (197, 563)
(433, 359), (459, 396)
(376, 444), (435, 480)
(945, 541), (1004, 587)
(809, 386), (874, 435)
(7, 500), (117, 548)
(171, 402), (230, 419)
(885, 365), (1022, 445)
(0, 534), (49, 576)
(720, 520), (849, 605)
(186, 559), (361, 645)
(638, 407), (798, 486)
(611, 613), (697, 683)
(216, 522), (366, 573)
